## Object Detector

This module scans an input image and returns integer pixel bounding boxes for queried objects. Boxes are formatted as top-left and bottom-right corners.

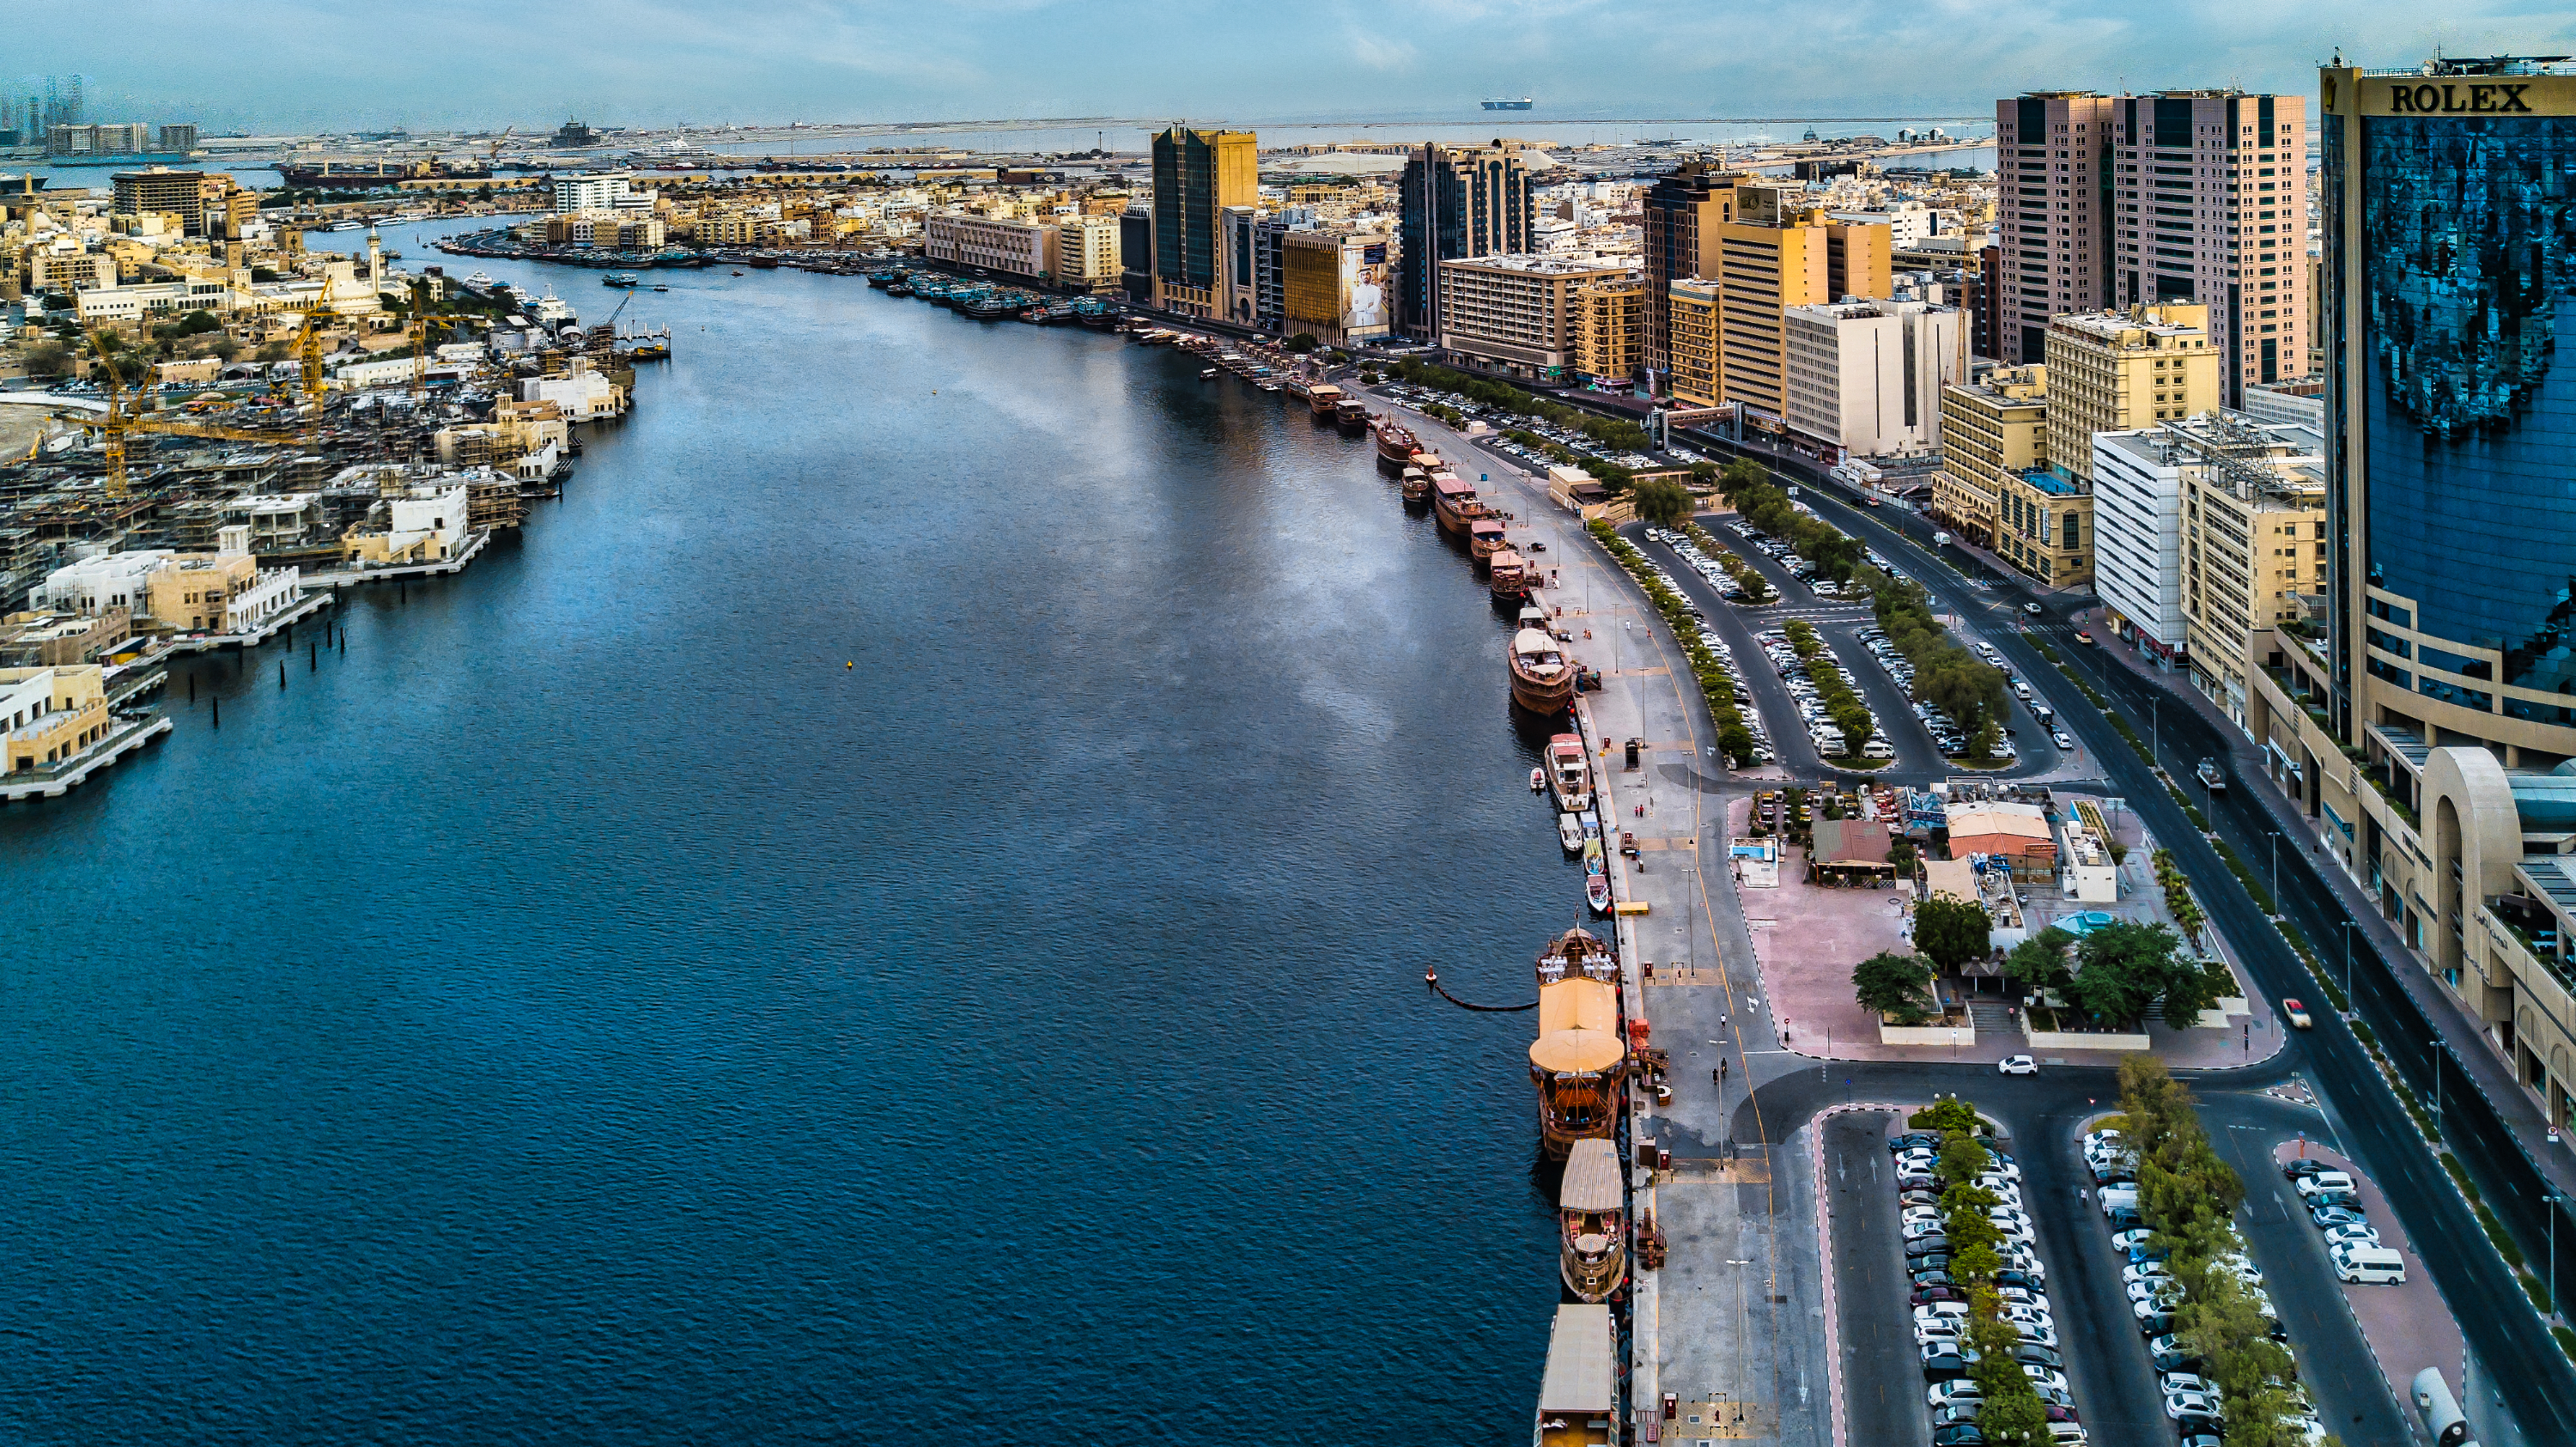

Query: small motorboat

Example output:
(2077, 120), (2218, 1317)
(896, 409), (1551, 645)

(653, 284), (669, 292)
(1200, 368), (1219, 380)
(1586, 876), (1613, 915)
(1530, 767), (1546, 793)
(1558, 812), (1583, 854)
(730, 269), (745, 277)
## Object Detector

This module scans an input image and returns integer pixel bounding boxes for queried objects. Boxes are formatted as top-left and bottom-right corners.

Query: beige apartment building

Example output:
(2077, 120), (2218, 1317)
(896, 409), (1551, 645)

(1435, 254), (1631, 378)
(2164, 414), (2329, 719)
(2043, 304), (2221, 483)
(1931, 364), (2047, 550)
(1054, 214), (1121, 292)
(1666, 278), (1722, 408)
(0, 664), (110, 775)
(1572, 277), (1644, 384)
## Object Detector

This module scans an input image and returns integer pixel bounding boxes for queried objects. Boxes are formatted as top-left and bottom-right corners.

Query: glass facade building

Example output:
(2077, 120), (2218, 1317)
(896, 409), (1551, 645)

(2327, 65), (2576, 753)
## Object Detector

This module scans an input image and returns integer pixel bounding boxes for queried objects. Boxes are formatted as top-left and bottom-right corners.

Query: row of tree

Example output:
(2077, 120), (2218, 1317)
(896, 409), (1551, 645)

(1589, 520), (1757, 763)
(1916, 1098), (2056, 1444)
(1863, 568), (2008, 750)
(1783, 619), (1876, 755)
(2119, 1057), (2336, 1447)
(1391, 359), (1656, 454)
(1710, 461), (1864, 581)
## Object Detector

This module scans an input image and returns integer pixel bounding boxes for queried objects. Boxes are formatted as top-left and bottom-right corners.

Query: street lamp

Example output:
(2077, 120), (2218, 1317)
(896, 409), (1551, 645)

(2549, 1192), (2567, 1320)
(2340, 920), (2355, 1005)
(2268, 830), (2282, 910)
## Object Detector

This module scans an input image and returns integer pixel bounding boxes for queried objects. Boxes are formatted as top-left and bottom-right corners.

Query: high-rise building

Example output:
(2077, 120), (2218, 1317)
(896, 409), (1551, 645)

(2109, 91), (2309, 408)
(155, 124), (197, 153)
(1781, 299), (1964, 457)
(1994, 92), (2119, 364)
(1572, 277), (1645, 385)
(1639, 167), (1741, 379)
(1219, 204), (1262, 323)
(2214, 59), (2576, 1114)
(1283, 228), (1393, 347)
(112, 168), (208, 234)
(1150, 125), (1257, 318)
(1396, 142), (1534, 339)
(1119, 205), (1154, 307)
(1710, 187), (1832, 422)
(1054, 215), (1122, 294)
(1667, 278), (1722, 407)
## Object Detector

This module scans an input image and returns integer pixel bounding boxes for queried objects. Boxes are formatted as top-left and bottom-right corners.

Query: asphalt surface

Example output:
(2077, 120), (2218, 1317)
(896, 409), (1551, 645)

(1823, 1110), (1926, 1447)
(1692, 429), (2576, 1438)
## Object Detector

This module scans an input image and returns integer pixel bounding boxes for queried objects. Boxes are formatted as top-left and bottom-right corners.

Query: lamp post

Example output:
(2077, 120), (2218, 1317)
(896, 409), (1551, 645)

(2341, 920), (2354, 1005)
(2268, 830), (2282, 910)
(2549, 1192), (2567, 1319)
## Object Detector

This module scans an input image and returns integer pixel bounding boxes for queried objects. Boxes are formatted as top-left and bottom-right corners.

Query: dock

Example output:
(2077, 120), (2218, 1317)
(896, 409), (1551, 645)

(301, 528), (495, 588)
(161, 590), (337, 654)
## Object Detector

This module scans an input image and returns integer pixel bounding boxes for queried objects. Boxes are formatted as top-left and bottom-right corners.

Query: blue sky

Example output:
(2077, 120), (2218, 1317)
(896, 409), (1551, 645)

(25, 0), (2576, 134)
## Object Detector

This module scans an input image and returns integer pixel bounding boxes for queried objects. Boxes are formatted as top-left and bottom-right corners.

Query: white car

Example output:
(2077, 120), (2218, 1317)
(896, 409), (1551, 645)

(2122, 1262), (2172, 1286)
(2321, 1223), (2381, 1250)
(2159, 1371), (2214, 1396)
(1927, 1380), (1983, 1409)
(1915, 1303), (1971, 1327)
(1998, 1055), (2038, 1076)
(1904, 1217), (1947, 1239)
(2165, 1389), (2223, 1421)
(2111, 1228), (2155, 1252)
(2293, 1170), (2357, 1199)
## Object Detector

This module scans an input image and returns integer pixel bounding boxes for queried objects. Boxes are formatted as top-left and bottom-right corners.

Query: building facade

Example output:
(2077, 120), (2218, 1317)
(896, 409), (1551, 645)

(2178, 416), (2325, 726)
(1054, 215), (1121, 291)
(2042, 304), (2221, 483)
(1150, 126), (1257, 317)
(1572, 277), (1645, 385)
(921, 212), (1059, 281)
(1281, 229), (1392, 347)
(0, 664), (110, 776)
(1931, 364), (2047, 550)
(1435, 254), (1625, 377)
(2092, 427), (2192, 659)
(1640, 166), (1741, 380)
(1396, 142), (1534, 339)
(1780, 299), (1964, 457)
(2109, 91), (2311, 408)
(1994, 92), (2119, 364)
(1666, 278), (1722, 407)
(111, 167), (206, 233)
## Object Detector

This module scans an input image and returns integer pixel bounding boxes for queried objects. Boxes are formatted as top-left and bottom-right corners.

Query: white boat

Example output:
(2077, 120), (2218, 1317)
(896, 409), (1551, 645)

(530, 289), (577, 325)
(1585, 875), (1613, 915)
(1530, 766), (1546, 793)
(464, 270), (495, 288)
(1558, 812), (1583, 854)
(326, 219), (364, 233)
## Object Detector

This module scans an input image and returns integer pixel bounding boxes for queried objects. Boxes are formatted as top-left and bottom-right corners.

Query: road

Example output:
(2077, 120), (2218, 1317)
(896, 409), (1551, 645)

(1693, 429), (2576, 1437)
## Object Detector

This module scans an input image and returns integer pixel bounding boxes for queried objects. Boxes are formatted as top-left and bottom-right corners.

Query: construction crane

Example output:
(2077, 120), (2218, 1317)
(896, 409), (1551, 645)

(406, 310), (484, 395)
(292, 268), (340, 409)
(75, 329), (306, 496)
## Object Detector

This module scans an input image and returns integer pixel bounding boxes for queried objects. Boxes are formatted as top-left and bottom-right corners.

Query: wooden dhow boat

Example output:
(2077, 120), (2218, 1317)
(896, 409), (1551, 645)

(1558, 1138), (1628, 1302)
(1511, 629), (1577, 716)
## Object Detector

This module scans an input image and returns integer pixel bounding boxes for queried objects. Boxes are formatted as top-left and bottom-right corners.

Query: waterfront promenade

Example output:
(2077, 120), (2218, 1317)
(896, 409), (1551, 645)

(1394, 399), (1835, 1447)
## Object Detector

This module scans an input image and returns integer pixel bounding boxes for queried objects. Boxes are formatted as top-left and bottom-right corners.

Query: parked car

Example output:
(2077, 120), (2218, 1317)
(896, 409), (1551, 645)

(2310, 1204), (2367, 1229)
(2165, 1389), (2222, 1420)
(2293, 1170), (2357, 1200)
(1997, 1055), (2039, 1076)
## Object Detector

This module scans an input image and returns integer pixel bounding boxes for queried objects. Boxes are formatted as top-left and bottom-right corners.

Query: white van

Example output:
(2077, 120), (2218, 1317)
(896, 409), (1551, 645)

(2331, 1244), (2406, 1284)
(2099, 1184), (2140, 1217)
(2294, 1170), (2357, 1199)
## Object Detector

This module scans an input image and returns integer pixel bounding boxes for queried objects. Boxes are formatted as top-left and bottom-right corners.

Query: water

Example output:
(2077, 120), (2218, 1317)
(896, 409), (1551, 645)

(3, 218), (1596, 1441)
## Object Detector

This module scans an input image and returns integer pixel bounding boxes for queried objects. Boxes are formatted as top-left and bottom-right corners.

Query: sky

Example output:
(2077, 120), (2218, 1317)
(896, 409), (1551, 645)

(21, 0), (2576, 136)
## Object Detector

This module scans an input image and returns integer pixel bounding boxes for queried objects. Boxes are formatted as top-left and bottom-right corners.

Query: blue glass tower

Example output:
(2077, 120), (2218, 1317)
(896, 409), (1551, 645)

(2326, 62), (2576, 754)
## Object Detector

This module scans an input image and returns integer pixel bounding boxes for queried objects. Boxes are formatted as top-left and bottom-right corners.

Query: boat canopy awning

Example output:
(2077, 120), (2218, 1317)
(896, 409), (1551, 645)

(1560, 1139), (1624, 1212)
(1538, 1304), (1615, 1414)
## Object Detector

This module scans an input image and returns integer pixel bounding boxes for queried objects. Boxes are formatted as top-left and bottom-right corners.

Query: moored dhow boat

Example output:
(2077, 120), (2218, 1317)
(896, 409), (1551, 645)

(1535, 925), (1619, 985)
(1547, 733), (1592, 813)
(1334, 397), (1370, 434)
(1431, 471), (1479, 537)
(1530, 959), (1625, 1158)
(1308, 382), (1343, 418)
(1534, 1303), (1619, 1447)
(1558, 1138), (1628, 1302)
(1468, 516), (1509, 571)
(1488, 548), (1529, 604)
(1373, 416), (1420, 471)
(1400, 465), (1432, 506)
(1512, 629), (1577, 717)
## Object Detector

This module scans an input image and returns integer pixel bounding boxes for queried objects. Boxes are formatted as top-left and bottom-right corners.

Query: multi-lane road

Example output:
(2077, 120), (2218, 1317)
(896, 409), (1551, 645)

(1680, 426), (2576, 1438)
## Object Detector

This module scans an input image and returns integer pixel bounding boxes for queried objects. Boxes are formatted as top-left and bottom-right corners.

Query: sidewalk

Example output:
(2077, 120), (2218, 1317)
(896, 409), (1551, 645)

(2073, 607), (2576, 1205)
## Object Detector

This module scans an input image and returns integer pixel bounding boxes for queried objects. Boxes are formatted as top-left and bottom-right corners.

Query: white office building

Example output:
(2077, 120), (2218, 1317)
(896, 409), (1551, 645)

(2092, 428), (2190, 660)
(1781, 299), (1963, 458)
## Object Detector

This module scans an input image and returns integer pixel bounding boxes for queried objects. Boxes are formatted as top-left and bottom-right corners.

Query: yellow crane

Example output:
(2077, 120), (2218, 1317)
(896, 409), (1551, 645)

(406, 310), (484, 394)
(75, 329), (306, 496)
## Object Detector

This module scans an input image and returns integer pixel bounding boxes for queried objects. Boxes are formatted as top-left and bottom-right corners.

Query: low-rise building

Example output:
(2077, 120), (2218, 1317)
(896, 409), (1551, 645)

(517, 371), (623, 421)
(1995, 465), (2094, 590)
(146, 552), (301, 635)
(34, 550), (174, 616)
(0, 609), (133, 668)
(346, 484), (471, 567)
(1054, 214), (1121, 292)
(0, 664), (111, 777)
(921, 211), (1058, 282)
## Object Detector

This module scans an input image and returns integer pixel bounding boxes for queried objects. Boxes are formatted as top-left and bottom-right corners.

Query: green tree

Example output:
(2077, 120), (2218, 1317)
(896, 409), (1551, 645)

(1910, 1097), (1980, 1136)
(2064, 919), (2203, 1029)
(1853, 950), (1934, 1024)
(2002, 926), (2075, 995)
(1284, 332), (1319, 354)
(1887, 835), (1917, 872)
(1913, 896), (1992, 974)
(1688, 459), (1717, 485)
(254, 339), (293, 362)
(1632, 475), (1692, 527)
(21, 339), (70, 376)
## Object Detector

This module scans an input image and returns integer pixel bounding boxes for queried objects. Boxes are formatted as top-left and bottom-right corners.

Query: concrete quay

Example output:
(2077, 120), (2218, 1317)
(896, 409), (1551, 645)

(301, 528), (495, 589)
(0, 714), (172, 802)
(161, 589), (337, 654)
(1398, 398), (1832, 1447)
